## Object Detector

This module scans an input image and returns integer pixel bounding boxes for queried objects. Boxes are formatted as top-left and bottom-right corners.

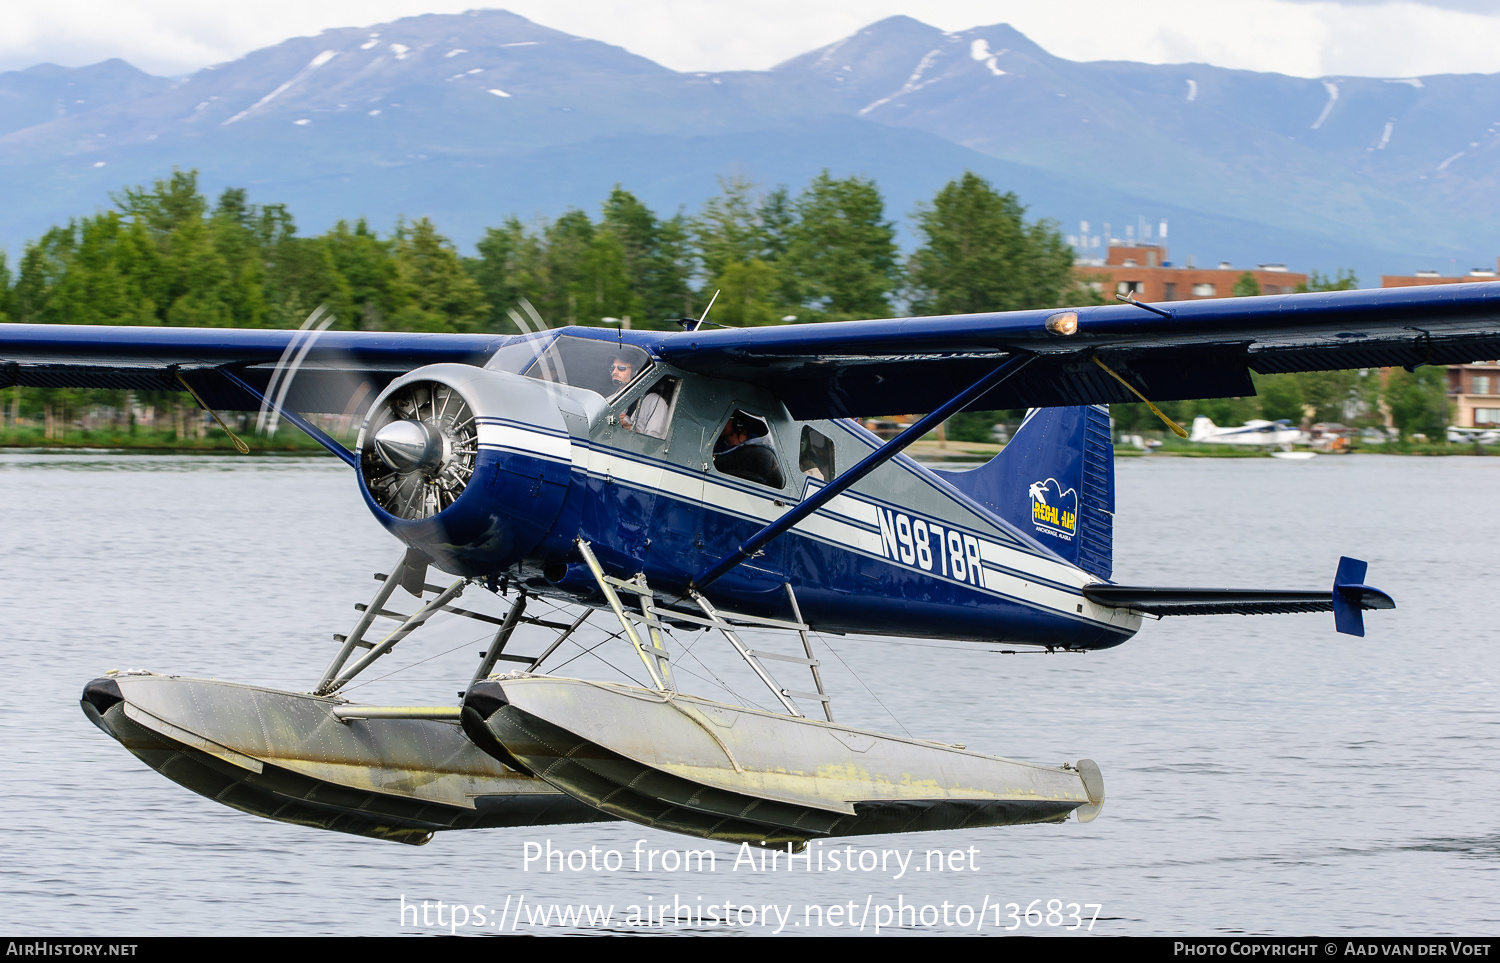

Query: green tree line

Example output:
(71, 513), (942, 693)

(0, 167), (1450, 443)
(0, 167), (1089, 443)
(0, 168), (1087, 333)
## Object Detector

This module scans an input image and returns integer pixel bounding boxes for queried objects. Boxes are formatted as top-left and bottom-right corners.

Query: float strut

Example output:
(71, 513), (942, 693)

(315, 550), (410, 694)
(327, 578), (468, 693)
(468, 589), (528, 688)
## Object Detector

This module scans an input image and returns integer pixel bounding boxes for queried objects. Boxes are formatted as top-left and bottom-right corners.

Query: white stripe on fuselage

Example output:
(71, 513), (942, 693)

(477, 421), (572, 461)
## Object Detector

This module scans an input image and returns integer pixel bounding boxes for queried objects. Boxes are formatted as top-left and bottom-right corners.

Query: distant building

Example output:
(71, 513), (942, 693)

(1380, 262), (1499, 288)
(1446, 361), (1500, 428)
(1380, 260), (1500, 428)
(1073, 245), (1307, 302)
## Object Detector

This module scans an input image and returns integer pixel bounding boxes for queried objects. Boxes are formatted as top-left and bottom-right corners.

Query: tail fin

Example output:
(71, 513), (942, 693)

(932, 406), (1115, 579)
(1189, 416), (1216, 442)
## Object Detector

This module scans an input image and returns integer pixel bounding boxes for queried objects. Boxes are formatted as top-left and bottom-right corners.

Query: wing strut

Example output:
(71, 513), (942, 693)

(218, 367), (360, 467)
(693, 352), (1036, 590)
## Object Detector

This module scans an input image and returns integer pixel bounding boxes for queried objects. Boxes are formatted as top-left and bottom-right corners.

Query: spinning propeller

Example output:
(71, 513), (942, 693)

(224, 298), (578, 580)
(257, 305), (337, 437)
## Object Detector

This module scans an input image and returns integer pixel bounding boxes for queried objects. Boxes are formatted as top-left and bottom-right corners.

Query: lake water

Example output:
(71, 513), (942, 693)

(1, 451), (1495, 936)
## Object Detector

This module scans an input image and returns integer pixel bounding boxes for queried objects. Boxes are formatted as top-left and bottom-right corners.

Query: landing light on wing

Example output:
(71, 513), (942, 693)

(1045, 311), (1079, 335)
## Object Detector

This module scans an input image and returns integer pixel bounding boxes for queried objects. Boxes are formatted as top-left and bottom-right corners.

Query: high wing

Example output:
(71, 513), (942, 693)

(629, 282), (1500, 418)
(3, 281), (1499, 419)
(0, 324), (506, 413)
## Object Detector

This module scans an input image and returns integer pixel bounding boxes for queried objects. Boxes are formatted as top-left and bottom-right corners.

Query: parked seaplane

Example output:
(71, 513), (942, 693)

(1446, 425), (1500, 445)
(1189, 416), (1306, 448)
(1189, 414), (1316, 459)
(9, 281), (1499, 848)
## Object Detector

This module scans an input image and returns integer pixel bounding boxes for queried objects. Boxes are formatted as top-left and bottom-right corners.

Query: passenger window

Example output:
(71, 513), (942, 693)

(713, 411), (784, 489)
(622, 377), (678, 440)
(799, 426), (835, 481)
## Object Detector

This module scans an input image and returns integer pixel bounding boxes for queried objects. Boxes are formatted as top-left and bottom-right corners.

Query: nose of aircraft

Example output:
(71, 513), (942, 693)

(374, 419), (449, 474)
(357, 365), (581, 576)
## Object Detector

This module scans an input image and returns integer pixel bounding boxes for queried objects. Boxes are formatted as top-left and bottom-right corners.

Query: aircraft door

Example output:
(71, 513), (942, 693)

(644, 403), (707, 582)
(603, 375), (682, 567)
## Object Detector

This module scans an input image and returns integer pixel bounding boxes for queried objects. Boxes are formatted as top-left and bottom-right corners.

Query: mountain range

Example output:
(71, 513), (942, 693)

(2, 9), (1498, 282)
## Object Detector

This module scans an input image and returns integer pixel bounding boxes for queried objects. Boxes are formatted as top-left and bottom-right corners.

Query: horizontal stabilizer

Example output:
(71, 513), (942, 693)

(1081, 586), (1335, 617)
(1083, 557), (1393, 635)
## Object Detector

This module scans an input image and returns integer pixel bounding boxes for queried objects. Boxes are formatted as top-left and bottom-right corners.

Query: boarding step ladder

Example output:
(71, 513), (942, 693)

(576, 539), (675, 692)
(575, 540), (833, 721)
(687, 587), (833, 722)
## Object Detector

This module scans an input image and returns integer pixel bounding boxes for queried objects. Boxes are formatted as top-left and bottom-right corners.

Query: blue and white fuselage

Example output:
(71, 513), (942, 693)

(355, 328), (1140, 651)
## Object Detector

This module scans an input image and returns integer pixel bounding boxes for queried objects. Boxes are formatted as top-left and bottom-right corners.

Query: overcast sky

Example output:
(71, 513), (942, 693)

(6, 0), (1500, 79)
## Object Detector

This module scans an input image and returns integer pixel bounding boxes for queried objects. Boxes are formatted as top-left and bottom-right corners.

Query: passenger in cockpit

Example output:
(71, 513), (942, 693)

(713, 413), (783, 488)
(613, 356), (672, 438)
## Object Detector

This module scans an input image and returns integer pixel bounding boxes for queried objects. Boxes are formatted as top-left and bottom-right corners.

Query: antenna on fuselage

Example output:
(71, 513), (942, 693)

(690, 289), (721, 332)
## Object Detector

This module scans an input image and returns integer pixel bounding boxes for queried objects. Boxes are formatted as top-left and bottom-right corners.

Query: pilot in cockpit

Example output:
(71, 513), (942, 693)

(613, 355), (672, 438)
(609, 355), (637, 392)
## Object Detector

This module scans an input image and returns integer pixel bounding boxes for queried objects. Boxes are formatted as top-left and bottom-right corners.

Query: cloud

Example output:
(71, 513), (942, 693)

(945, 0), (1500, 78)
(1279, 0), (1500, 12)
(0, 1), (481, 75)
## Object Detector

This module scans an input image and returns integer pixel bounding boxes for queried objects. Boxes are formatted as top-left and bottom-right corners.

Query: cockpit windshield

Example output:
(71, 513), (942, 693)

(507, 336), (652, 400)
(484, 333), (555, 375)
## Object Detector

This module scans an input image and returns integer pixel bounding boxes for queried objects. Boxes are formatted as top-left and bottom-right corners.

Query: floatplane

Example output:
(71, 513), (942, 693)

(1189, 416), (1306, 448)
(1189, 415), (1317, 459)
(9, 280), (1498, 848)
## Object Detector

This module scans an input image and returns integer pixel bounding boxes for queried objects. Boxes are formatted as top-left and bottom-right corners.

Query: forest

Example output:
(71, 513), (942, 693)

(0, 169), (1449, 447)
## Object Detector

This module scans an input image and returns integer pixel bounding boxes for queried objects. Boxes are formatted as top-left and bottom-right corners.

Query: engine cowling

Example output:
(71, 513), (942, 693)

(356, 364), (577, 576)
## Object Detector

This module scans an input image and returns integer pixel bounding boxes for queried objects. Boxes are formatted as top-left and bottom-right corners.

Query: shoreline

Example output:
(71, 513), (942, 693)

(1, 439), (1486, 459)
(900, 439), (1486, 460)
(0, 428), (354, 455)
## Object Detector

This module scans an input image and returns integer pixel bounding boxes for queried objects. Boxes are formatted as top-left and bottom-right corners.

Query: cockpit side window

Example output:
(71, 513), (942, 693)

(713, 410), (784, 489)
(622, 376), (679, 440)
(520, 336), (652, 400)
(799, 426), (835, 481)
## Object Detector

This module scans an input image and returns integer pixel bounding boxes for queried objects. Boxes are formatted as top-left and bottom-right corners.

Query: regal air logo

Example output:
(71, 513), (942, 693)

(1027, 478), (1078, 541)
